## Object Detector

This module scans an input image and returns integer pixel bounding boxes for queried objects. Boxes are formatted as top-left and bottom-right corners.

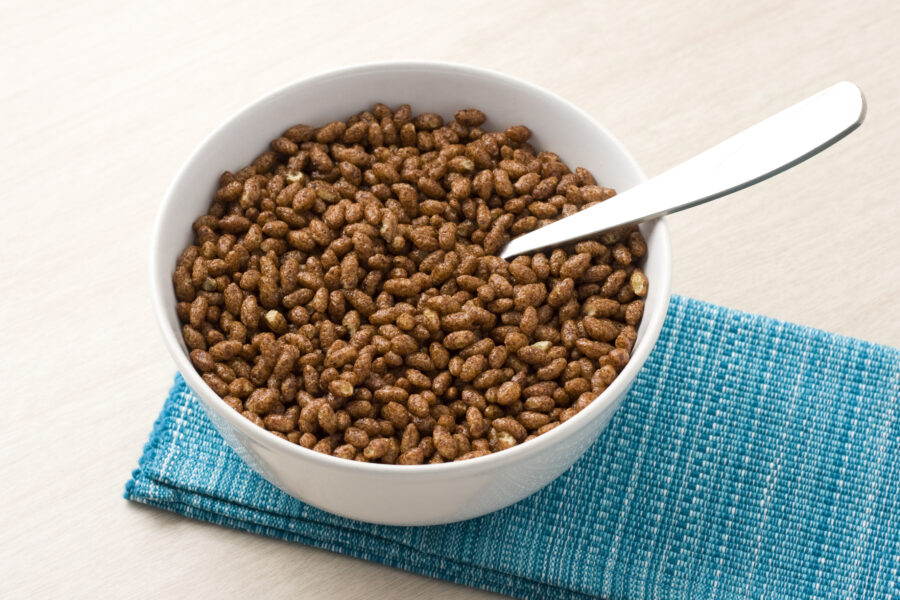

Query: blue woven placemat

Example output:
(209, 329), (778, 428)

(125, 295), (900, 599)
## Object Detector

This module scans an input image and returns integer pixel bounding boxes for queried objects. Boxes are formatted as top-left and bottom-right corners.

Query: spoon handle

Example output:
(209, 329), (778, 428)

(499, 81), (866, 259)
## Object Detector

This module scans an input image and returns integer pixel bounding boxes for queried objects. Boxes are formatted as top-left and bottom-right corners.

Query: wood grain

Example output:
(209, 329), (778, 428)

(1, 0), (897, 597)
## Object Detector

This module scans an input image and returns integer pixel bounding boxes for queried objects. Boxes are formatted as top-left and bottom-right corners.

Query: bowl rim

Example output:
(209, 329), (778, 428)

(150, 59), (672, 478)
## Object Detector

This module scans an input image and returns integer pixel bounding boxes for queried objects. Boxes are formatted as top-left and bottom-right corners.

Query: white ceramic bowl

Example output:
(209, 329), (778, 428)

(150, 61), (671, 525)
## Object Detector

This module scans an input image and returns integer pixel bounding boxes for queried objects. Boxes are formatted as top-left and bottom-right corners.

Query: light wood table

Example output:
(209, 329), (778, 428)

(2, 1), (897, 597)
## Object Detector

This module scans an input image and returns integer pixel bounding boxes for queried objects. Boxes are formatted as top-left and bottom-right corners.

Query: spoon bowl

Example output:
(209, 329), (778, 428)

(150, 61), (672, 525)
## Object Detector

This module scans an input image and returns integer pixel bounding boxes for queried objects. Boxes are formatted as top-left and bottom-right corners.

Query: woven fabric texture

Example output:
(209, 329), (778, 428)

(125, 295), (900, 599)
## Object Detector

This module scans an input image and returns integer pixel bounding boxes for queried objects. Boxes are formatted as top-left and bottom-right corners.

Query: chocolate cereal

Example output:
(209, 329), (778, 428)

(173, 104), (648, 464)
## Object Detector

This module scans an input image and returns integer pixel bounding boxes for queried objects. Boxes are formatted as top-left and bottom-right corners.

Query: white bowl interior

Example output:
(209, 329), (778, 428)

(150, 62), (671, 522)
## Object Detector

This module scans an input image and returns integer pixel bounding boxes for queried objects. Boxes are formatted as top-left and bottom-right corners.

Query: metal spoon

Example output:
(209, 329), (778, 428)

(498, 82), (866, 259)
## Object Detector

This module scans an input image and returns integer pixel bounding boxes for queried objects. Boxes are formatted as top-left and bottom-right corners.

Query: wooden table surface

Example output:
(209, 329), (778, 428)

(2, 0), (898, 597)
